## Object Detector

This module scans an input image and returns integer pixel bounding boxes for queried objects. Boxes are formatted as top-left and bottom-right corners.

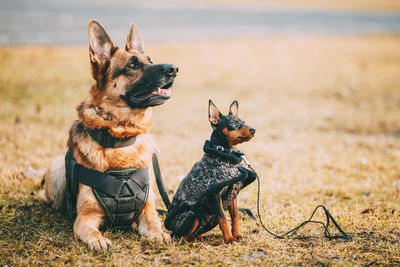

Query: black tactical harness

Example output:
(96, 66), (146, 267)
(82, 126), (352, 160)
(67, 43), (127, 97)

(65, 123), (149, 229)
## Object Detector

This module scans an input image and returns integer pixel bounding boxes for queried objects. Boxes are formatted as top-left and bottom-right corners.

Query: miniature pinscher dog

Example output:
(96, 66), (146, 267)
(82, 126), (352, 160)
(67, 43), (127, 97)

(165, 100), (256, 243)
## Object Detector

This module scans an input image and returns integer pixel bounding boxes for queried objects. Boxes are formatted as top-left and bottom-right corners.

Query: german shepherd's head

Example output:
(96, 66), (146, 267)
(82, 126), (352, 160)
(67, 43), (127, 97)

(88, 20), (178, 110)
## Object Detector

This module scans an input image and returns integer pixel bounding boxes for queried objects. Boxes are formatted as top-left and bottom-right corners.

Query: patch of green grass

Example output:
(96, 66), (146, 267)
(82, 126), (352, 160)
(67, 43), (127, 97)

(1, 36), (400, 265)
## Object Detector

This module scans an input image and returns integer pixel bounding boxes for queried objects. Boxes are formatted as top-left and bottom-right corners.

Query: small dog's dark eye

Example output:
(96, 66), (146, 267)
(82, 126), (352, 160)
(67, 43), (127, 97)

(129, 63), (135, 69)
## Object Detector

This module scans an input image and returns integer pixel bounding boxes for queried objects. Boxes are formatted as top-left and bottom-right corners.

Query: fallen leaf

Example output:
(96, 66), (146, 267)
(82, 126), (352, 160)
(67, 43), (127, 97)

(361, 207), (375, 214)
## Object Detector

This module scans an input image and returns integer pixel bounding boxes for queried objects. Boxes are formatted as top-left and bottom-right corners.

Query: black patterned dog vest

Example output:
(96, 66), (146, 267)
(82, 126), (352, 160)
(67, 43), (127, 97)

(164, 141), (257, 237)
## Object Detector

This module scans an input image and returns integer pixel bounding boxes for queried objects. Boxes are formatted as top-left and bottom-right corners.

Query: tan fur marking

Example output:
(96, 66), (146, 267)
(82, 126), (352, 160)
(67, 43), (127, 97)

(218, 218), (235, 243)
(222, 127), (253, 147)
(228, 199), (242, 239)
(188, 218), (200, 236)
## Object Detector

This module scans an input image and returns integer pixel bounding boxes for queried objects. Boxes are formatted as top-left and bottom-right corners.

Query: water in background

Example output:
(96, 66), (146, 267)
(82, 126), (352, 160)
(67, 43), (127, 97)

(1, 0), (400, 45)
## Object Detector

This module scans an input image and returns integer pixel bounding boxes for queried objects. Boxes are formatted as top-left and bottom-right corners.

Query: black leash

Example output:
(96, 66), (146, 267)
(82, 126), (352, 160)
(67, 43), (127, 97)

(152, 153), (171, 209)
(242, 156), (352, 240)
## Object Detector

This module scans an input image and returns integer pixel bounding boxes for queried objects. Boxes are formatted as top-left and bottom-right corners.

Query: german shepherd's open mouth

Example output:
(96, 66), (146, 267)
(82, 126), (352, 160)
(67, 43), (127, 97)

(123, 64), (178, 109)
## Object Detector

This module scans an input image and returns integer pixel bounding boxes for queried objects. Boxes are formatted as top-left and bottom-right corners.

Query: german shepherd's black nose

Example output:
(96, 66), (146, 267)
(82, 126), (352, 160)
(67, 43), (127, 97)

(163, 64), (178, 77)
(250, 128), (256, 134)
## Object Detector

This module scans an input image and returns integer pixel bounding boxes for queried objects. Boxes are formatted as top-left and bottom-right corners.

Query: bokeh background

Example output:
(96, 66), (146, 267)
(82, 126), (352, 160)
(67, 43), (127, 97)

(1, 0), (400, 265)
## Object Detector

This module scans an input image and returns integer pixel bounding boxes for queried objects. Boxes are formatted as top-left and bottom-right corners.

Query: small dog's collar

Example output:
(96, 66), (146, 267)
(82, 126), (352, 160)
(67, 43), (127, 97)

(82, 122), (137, 148)
(203, 140), (244, 163)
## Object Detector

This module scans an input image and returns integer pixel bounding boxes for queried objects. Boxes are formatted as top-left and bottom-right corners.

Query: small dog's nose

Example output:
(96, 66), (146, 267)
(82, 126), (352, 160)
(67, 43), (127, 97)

(249, 128), (256, 134)
(164, 64), (178, 76)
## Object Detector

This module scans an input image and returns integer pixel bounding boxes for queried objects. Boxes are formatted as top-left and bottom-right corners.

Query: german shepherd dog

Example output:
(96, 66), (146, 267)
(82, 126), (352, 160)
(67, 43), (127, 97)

(41, 20), (178, 250)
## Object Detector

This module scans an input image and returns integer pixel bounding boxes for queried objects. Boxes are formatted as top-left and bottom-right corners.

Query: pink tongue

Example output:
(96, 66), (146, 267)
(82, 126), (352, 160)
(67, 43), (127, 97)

(152, 88), (171, 96)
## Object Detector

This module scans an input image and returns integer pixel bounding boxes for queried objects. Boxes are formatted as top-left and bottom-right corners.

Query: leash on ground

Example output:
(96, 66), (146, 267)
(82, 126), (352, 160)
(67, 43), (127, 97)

(153, 153), (370, 240)
(242, 155), (373, 240)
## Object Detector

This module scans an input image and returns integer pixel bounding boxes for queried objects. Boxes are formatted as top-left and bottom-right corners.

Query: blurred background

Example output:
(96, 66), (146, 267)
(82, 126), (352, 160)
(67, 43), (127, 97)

(1, 0), (400, 44)
(1, 0), (400, 265)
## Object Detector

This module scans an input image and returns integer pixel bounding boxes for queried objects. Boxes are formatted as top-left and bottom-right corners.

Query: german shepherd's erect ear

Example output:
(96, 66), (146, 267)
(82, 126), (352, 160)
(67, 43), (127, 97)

(88, 20), (115, 85)
(126, 24), (145, 54)
(209, 100), (222, 125)
(229, 100), (239, 116)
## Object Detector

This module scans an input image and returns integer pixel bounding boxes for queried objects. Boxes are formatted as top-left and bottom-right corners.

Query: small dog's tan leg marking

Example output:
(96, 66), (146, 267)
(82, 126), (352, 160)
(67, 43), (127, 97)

(228, 198), (242, 239)
(213, 194), (234, 243)
(136, 189), (171, 243)
(188, 218), (200, 236)
(218, 217), (235, 243)
(74, 185), (112, 251)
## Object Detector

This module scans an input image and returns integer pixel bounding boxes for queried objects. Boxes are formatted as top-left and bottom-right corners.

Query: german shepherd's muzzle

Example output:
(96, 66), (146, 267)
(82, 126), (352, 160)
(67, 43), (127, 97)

(123, 63), (178, 108)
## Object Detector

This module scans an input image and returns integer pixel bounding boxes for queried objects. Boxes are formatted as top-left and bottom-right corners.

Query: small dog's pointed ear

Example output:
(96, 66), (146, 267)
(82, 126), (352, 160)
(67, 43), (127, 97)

(88, 20), (114, 66)
(229, 100), (239, 116)
(209, 100), (222, 125)
(126, 24), (145, 54)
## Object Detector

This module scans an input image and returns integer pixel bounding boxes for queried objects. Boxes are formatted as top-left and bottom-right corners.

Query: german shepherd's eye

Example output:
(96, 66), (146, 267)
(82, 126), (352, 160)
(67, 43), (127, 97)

(127, 57), (140, 70)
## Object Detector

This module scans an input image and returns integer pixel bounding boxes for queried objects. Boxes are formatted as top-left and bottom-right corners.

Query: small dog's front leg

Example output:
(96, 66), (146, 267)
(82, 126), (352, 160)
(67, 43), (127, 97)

(228, 198), (241, 239)
(136, 190), (171, 243)
(208, 191), (235, 243)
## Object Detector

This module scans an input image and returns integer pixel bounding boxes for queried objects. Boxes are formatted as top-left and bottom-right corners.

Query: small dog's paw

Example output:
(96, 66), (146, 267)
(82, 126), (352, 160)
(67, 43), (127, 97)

(224, 237), (235, 244)
(148, 230), (171, 243)
(223, 236), (235, 244)
(233, 233), (242, 240)
(87, 236), (112, 251)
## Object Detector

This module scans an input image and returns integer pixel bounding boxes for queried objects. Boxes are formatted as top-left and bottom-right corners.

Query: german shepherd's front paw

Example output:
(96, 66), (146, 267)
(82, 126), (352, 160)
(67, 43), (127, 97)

(87, 236), (112, 251)
(148, 230), (171, 243)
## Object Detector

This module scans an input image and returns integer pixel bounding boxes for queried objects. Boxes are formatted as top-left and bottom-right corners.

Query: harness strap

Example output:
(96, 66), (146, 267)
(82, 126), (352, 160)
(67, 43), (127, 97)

(203, 140), (244, 163)
(74, 164), (147, 197)
(152, 153), (171, 209)
(85, 125), (137, 148)
(65, 150), (76, 221)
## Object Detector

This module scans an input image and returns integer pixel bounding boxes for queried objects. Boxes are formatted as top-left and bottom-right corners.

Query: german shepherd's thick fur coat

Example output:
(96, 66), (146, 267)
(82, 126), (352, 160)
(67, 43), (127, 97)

(41, 20), (178, 250)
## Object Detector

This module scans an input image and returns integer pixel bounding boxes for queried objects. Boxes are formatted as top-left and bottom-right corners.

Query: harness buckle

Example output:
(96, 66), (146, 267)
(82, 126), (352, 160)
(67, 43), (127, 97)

(241, 155), (251, 167)
(216, 146), (225, 152)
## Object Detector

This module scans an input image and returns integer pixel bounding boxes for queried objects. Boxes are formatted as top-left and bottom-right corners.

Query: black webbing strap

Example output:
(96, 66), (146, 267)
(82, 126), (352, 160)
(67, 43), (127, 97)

(85, 126), (137, 148)
(152, 153), (171, 209)
(65, 150), (76, 221)
(74, 164), (126, 196)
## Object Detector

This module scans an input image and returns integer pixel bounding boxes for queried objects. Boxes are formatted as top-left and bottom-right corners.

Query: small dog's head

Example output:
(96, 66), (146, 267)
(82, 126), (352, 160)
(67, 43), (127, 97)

(88, 20), (178, 109)
(208, 100), (255, 148)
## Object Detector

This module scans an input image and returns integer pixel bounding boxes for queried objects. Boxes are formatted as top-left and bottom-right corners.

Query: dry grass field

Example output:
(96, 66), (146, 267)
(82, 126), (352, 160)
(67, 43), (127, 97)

(1, 35), (400, 265)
